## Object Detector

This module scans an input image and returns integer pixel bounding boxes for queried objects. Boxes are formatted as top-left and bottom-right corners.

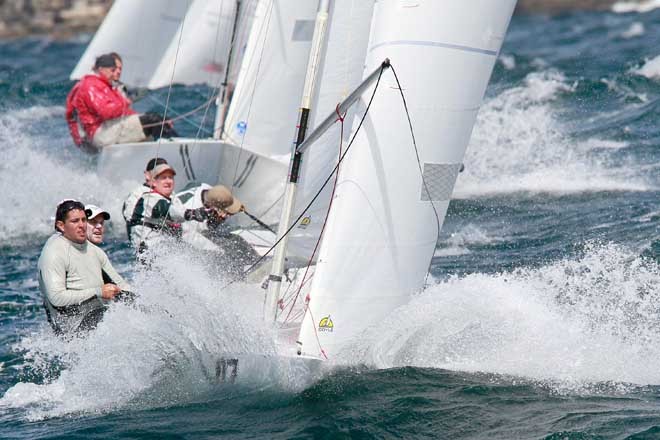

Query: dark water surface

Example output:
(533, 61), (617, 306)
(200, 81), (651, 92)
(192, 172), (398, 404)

(1, 7), (659, 440)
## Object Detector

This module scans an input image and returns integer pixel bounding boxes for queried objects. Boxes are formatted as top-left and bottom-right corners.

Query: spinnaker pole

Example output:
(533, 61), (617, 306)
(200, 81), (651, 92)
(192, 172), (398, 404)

(264, 0), (331, 322)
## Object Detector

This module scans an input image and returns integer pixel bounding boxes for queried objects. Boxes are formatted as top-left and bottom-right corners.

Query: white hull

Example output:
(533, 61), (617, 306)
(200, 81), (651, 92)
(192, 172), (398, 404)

(97, 138), (288, 226)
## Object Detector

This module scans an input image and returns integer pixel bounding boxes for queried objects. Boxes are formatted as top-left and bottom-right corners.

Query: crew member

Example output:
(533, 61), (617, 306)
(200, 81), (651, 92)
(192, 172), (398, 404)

(65, 80), (84, 148)
(67, 53), (177, 152)
(107, 52), (177, 139)
(129, 163), (207, 252)
(85, 204), (111, 246)
(71, 54), (145, 151)
(175, 183), (257, 273)
(38, 200), (130, 335)
(122, 157), (169, 240)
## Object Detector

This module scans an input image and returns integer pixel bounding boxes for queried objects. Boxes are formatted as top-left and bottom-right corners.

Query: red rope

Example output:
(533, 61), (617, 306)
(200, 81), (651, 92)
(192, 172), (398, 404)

(306, 307), (329, 360)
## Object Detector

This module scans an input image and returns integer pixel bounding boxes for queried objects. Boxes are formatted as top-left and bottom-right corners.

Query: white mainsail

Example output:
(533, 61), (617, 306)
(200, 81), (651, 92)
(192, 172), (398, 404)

(70, 0), (192, 87)
(296, 0), (517, 359)
(147, 0), (237, 89)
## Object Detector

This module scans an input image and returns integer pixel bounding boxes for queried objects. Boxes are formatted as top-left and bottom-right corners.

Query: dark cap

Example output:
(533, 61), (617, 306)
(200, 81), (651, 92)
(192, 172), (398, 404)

(94, 54), (117, 69)
(145, 157), (168, 172)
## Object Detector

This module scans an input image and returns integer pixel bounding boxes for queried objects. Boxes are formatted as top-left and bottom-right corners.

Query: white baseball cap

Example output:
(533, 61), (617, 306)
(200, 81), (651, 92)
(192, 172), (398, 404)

(85, 204), (110, 221)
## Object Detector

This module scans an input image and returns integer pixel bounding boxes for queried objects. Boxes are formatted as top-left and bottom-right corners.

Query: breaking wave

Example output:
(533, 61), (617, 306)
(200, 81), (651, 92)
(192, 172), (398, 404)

(632, 54), (660, 79)
(344, 242), (660, 392)
(455, 70), (653, 197)
(0, 245), (320, 420)
(612, 0), (660, 13)
(0, 106), (134, 243)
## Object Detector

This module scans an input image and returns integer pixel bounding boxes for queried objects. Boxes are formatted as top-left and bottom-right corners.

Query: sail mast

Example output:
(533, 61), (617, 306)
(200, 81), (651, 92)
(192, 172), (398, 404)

(214, 0), (243, 140)
(264, 0), (331, 322)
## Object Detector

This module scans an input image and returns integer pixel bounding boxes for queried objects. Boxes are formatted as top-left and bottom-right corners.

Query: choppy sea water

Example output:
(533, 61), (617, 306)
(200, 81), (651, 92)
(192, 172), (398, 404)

(1, 7), (660, 440)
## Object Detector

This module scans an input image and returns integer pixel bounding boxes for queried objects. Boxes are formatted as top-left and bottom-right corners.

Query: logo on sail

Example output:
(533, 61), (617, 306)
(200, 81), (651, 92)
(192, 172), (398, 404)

(298, 216), (311, 229)
(236, 121), (247, 135)
(318, 315), (333, 332)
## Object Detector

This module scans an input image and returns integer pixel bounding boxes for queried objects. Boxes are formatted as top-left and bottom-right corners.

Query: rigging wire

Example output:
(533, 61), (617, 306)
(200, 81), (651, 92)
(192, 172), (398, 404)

(141, 94), (218, 128)
(140, 3), (189, 248)
(221, 62), (387, 290)
(154, 4), (188, 153)
(230, 0), (275, 191)
(189, 0), (228, 145)
(389, 64), (442, 285)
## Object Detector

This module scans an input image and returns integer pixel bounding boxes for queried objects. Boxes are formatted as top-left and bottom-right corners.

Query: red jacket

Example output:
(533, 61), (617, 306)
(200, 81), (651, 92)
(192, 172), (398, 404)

(71, 74), (136, 140)
(65, 81), (82, 145)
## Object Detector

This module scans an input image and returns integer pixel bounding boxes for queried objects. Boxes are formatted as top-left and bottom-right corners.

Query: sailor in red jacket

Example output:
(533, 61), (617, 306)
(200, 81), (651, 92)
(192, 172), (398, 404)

(65, 81), (83, 146)
(70, 54), (145, 151)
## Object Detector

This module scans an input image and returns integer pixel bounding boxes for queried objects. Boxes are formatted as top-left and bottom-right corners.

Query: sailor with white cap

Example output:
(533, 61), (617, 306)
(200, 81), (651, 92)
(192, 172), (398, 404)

(85, 204), (110, 245)
(38, 199), (129, 335)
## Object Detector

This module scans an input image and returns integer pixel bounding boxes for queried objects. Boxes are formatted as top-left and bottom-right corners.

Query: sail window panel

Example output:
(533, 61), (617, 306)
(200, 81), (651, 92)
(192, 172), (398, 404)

(420, 163), (462, 202)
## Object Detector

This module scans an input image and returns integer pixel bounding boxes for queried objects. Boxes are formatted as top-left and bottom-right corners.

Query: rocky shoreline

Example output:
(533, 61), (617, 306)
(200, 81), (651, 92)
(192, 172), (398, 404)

(0, 0), (629, 39)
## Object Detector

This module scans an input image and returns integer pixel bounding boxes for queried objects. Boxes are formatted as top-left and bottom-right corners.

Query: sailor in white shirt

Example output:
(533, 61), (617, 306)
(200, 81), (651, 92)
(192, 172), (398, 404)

(129, 164), (208, 253)
(122, 157), (169, 240)
(38, 200), (130, 335)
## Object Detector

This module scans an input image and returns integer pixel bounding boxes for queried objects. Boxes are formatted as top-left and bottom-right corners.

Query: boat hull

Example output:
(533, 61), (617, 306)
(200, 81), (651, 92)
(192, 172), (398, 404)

(97, 138), (288, 226)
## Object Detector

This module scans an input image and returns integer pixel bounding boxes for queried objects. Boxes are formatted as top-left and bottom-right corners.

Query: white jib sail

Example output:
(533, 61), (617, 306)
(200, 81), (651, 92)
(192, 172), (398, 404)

(221, 0), (319, 159)
(147, 0), (237, 89)
(70, 0), (192, 87)
(284, 0), (376, 261)
(297, 0), (517, 359)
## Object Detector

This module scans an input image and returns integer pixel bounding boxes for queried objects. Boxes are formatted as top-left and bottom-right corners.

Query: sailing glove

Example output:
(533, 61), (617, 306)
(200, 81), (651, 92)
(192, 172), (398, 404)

(184, 207), (209, 222)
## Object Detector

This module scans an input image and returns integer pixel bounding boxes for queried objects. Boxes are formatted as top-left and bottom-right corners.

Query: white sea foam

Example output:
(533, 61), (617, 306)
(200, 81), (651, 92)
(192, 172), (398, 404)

(612, 0), (660, 13)
(620, 21), (645, 38)
(343, 242), (660, 390)
(456, 71), (652, 197)
(498, 54), (516, 70)
(0, 106), (135, 243)
(632, 54), (660, 79)
(434, 224), (498, 257)
(0, 244), (321, 420)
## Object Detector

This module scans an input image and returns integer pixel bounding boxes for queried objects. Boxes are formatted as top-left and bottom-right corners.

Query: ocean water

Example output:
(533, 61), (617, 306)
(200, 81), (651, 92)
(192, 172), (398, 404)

(1, 7), (660, 440)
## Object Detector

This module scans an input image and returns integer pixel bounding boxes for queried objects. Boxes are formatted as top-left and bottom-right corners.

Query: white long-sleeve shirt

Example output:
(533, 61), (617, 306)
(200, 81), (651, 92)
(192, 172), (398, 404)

(38, 234), (129, 307)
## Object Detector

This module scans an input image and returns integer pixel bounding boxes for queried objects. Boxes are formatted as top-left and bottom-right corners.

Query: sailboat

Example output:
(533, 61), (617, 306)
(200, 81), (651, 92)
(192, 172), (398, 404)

(70, 0), (323, 226)
(259, 0), (518, 362)
(74, 0), (517, 371)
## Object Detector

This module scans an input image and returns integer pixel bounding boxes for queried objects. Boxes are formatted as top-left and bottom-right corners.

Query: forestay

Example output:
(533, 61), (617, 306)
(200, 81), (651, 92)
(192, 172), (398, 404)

(296, 0), (517, 359)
